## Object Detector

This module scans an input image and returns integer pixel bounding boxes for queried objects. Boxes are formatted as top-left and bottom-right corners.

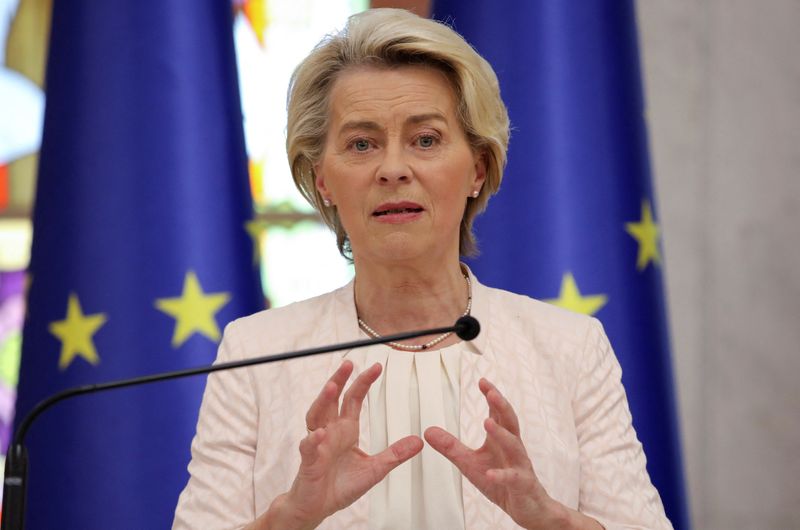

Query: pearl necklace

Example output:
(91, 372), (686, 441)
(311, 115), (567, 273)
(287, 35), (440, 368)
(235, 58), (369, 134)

(357, 274), (472, 351)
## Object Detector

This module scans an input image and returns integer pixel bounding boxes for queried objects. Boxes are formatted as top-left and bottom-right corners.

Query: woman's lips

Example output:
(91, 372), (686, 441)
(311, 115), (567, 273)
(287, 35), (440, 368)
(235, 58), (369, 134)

(372, 201), (424, 223)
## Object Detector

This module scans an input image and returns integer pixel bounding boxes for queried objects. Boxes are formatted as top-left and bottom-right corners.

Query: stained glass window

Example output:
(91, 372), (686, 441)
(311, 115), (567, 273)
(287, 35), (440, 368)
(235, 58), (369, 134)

(234, 0), (366, 308)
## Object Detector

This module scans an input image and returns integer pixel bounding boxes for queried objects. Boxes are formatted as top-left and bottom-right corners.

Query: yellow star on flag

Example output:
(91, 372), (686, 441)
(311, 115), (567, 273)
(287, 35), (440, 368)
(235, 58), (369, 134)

(49, 293), (108, 370)
(544, 272), (608, 316)
(155, 270), (231, 348)
(625, 199), (662, 271)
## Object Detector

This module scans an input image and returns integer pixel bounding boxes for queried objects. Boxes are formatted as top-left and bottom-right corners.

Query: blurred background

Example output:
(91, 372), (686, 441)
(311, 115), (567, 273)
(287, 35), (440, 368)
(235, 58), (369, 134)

(1, 0), (798, 528)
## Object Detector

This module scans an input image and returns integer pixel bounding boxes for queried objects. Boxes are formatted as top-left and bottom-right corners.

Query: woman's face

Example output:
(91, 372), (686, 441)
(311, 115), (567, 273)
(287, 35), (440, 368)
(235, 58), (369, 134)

(314, 65), (486, 266)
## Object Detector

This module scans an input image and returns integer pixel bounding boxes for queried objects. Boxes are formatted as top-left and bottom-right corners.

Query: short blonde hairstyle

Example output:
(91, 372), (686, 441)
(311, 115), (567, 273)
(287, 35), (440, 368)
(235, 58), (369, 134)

(287, 8), (509, 258)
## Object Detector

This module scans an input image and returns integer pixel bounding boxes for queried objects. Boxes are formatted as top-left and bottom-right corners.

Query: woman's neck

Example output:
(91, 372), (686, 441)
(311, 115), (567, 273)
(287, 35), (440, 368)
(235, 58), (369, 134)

(353, 258), (470, 338)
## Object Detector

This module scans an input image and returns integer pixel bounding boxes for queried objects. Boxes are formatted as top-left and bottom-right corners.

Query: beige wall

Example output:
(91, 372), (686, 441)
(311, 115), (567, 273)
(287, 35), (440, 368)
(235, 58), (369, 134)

(636, 1), (800, 528)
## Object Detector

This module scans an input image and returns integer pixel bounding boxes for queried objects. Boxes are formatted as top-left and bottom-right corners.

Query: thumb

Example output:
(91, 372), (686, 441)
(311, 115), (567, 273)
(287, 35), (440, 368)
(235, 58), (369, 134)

(371, 435), (423, 478)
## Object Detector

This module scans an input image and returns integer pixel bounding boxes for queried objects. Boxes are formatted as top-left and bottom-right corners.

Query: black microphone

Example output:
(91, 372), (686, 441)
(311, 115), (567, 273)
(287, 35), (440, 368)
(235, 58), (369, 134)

(0, 316), (480, 530)
(455, 315), (480, 341)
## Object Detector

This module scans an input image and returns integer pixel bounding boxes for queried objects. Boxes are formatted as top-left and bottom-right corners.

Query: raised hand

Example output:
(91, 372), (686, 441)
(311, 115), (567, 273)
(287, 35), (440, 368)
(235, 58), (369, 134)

(267, 360), (423, 529)
(424, 378), (566, 530)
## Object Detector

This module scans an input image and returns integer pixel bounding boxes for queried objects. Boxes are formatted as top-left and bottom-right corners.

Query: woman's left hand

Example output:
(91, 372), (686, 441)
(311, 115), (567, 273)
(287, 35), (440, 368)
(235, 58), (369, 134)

(424, 378), (569, 530)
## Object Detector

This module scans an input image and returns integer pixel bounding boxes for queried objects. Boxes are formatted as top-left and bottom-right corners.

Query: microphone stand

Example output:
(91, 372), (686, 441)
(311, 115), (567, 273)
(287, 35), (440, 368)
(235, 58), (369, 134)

(1, 316), (479, 530)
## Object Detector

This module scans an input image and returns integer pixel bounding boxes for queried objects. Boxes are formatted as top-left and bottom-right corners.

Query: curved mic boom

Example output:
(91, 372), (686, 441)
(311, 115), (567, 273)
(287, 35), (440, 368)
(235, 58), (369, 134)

(1, 316), (481, 530)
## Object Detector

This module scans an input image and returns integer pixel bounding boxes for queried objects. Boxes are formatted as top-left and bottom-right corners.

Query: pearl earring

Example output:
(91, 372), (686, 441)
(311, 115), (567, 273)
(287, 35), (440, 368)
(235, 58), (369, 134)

(323, 198), (331, 207)
(471, 190), (479, 198)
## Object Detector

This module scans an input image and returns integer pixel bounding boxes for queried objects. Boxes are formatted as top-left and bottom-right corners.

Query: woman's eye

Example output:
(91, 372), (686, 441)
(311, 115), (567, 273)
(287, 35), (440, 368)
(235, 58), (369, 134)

(354, 139), (370, 152)
(418, 135), (436, 148)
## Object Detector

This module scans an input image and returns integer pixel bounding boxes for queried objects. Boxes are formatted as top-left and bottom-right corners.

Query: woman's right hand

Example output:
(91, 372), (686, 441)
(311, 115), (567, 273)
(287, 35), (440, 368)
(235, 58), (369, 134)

(260, 360), (423, 530)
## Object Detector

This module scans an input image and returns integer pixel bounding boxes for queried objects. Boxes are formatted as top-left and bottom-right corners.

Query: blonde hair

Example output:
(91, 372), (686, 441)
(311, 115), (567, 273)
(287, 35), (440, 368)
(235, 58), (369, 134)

(287, 8), (509, 258)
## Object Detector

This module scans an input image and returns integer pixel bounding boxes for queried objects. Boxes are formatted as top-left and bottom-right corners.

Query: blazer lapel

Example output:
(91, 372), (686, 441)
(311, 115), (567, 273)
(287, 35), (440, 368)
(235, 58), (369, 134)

(325, 280), (371, 447)
(326, 281), (371, 527)
(459, 272), (520, 529)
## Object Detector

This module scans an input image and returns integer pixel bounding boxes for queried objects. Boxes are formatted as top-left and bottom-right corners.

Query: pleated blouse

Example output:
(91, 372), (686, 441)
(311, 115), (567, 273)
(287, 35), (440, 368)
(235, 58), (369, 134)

(347, 341), (467, 530)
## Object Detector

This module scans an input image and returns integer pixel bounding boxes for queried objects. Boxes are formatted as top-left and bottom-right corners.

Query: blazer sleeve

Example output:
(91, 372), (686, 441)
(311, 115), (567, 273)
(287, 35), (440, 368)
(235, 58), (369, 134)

(571, 319), (673, 530)
(173, 320), (260, 529)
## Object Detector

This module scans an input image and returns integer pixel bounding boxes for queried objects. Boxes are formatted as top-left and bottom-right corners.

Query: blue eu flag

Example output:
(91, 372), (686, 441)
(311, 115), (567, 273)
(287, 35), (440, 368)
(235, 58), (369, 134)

(432, 1), (690, 528)
(12, 2), (262, 528)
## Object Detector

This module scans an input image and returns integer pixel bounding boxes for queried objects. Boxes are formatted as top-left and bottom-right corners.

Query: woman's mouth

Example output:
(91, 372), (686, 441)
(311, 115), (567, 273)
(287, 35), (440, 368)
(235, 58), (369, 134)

(372, 202), (424, 222)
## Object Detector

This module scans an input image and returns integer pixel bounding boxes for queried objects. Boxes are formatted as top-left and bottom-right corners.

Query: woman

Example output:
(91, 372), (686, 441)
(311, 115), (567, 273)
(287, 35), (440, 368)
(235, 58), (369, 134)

(174, 8), (672, 530)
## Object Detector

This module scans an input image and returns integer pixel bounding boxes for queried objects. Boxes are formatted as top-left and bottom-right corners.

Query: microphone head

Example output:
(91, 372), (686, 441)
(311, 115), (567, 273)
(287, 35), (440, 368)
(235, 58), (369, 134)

(455, 315), (480, 341)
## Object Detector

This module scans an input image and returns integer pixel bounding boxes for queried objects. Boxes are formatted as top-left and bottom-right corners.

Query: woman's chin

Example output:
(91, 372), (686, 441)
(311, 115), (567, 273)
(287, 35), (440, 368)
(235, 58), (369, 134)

(355, 233), (447, 265)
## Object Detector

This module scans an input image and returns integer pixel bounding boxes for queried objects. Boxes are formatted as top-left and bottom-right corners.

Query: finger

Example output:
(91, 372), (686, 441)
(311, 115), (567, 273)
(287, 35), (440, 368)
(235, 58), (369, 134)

(340, 363), (382, 420)
(478, 378), (501, 425)
(486, 467), (533, 491)
(306, 361), (354, 429)
(484, 418), (531, 468)
(480, 378), (521, 436)
(298, 427), (328, 468)
(423, 426), (476, 473)
(370, 435), (424, 480)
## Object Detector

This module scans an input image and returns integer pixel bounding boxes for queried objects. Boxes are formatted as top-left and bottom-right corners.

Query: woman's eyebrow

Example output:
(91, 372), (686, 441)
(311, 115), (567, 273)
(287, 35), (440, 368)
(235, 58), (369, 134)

(337, 113), (448, 135)
(338, 120), (383, 134)
(406, 112), (448, 125)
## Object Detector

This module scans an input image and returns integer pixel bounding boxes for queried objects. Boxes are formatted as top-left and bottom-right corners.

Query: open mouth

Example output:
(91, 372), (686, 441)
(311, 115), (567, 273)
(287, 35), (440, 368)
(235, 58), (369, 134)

(373, 207), (424, 217)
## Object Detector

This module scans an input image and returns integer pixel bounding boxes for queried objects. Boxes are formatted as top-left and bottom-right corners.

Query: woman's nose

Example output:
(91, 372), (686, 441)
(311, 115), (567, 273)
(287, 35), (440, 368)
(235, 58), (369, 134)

(375, 144), (412, 184)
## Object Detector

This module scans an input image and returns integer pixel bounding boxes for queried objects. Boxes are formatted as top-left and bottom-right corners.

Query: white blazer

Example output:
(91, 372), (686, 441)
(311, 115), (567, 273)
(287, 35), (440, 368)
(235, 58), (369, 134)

(173, 270), (672, 529)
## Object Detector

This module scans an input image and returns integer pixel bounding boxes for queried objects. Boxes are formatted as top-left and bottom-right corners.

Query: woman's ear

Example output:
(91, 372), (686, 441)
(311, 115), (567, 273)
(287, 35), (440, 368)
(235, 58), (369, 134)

(314, 164), (329, 196)
(314, 164), (325, 192)
(472, 150), (488, 190)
